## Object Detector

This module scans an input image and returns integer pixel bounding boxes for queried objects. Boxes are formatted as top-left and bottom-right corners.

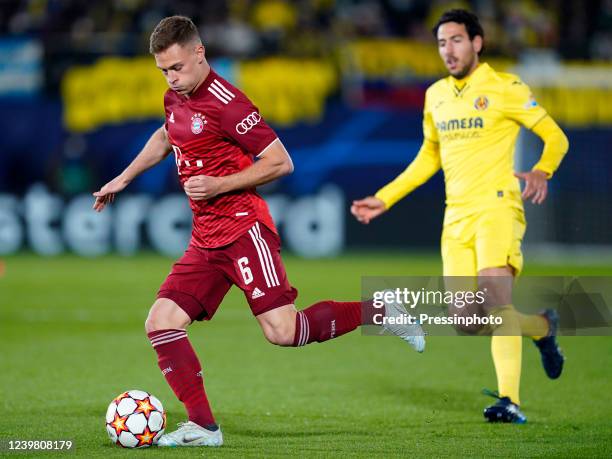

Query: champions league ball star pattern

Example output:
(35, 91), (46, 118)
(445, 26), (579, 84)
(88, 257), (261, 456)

(105, 390), (166, 448)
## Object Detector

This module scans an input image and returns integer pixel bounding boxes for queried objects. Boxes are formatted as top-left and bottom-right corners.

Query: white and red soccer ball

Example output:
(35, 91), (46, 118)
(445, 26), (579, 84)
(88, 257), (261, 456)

(105, 390), (166, 448)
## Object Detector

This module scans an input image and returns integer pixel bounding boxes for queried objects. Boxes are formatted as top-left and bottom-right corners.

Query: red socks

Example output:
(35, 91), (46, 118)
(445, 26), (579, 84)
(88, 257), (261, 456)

(147, 329), (216, 428)
(293, 301), (361, 346)
(148, 302), (363, 423)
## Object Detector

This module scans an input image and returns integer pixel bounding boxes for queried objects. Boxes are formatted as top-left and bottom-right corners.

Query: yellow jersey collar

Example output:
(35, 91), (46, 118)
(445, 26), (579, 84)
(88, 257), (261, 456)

(448, 62), (492, 95)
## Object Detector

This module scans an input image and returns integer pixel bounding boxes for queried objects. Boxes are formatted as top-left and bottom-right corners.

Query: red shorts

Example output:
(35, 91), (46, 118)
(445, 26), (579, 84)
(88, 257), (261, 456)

(157, 222), (298, 321)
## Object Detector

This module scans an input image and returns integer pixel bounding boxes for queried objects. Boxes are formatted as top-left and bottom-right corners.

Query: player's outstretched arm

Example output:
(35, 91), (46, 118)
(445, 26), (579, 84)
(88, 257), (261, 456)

(184, 139), (293, 200)
(93, 126), (172, 212)
(352, 138), (441, 224)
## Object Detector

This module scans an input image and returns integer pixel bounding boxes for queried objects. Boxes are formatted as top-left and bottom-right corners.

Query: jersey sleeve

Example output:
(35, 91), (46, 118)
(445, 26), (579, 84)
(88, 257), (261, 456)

(502, 79), (548, 129)
(374, 139), (441, 209)
(530, 114), (569, 177)
(422, 90), (439, 143)
(220, 98), (278, 157)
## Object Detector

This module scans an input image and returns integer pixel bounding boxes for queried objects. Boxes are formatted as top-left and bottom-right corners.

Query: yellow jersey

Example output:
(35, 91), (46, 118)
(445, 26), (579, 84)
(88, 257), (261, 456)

(376, 62), (562, 226)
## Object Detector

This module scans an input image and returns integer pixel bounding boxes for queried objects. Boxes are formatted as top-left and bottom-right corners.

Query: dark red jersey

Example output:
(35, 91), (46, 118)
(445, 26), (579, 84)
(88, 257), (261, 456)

(164, 69), (279, 248)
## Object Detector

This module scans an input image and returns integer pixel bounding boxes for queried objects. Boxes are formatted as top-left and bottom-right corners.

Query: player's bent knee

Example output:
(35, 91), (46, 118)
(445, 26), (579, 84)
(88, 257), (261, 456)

(478, 270), (513, 308)
(256, 304), (297, 346)
(263, 322), (295, 346)
(144, 298), (191, 333)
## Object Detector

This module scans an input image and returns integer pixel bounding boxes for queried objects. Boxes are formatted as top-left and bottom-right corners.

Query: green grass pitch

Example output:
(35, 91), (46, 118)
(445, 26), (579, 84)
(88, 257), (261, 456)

(1, 253), (611, 457)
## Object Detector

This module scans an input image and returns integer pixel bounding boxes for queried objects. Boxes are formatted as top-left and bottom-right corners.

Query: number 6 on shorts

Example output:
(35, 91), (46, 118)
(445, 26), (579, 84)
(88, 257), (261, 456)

(237, 257), (253, 285)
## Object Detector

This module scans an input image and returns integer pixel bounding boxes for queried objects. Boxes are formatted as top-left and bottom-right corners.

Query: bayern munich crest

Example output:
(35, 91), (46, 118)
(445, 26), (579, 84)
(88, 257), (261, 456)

(474, 95), (489, 111)
(190, 113), (207, 134)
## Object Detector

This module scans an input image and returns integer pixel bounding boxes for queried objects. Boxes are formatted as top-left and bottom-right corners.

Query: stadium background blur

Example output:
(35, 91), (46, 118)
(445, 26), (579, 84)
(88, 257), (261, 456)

(1, 0), (611, 259)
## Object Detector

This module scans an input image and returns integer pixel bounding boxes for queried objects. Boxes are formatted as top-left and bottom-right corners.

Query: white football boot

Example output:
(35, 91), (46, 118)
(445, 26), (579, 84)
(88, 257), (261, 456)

(380, 290), (426, 353)
(157, 421), (223, 447)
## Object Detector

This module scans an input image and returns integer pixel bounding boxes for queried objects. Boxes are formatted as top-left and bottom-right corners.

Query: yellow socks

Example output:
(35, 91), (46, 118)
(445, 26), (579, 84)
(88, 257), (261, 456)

(517, 312), (549, 341)
(490, 305), (522, 405)
(487, 306), (549, 404)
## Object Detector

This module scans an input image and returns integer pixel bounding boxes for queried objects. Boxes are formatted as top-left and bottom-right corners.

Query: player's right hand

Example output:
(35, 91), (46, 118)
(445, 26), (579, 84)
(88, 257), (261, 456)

(92, 177), (129, 212)
(350, 196), (387, 224)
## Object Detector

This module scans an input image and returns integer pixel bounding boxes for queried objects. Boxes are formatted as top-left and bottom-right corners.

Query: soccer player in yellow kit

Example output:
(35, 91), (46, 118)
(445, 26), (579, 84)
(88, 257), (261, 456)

(352, 9), (569, 423)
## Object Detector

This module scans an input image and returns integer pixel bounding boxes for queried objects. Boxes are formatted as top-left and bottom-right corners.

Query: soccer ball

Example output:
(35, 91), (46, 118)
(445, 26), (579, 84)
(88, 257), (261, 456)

(105, 390), (166, 448)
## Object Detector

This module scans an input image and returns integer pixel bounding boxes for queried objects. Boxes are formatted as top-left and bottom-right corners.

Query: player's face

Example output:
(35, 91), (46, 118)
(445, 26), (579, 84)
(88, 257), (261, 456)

(437, 22), (482, 79)
(155, 42), (205, 96)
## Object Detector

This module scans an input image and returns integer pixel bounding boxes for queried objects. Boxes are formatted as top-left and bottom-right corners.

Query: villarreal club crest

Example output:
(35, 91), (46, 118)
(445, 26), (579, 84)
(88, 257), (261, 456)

(474, 95), (489, 111)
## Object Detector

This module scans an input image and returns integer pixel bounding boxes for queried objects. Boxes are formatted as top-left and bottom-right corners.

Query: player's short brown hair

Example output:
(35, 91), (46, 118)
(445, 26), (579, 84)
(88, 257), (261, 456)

(432, 9), (485, 55)
(149, 15), (201, 54)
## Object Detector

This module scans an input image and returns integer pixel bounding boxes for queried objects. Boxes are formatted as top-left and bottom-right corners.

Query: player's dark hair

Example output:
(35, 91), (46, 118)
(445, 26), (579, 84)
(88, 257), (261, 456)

(432, 9), (484, 54)
(149, 15), (201, 54)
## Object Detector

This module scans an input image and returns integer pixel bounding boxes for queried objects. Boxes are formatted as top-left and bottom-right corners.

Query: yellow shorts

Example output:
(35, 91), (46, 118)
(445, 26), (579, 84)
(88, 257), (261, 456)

(441, 206), (526, 277)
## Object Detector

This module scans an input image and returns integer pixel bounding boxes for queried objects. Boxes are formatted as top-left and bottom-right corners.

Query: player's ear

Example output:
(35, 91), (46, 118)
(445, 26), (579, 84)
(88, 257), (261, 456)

(472, 35), (483, 55)
(195, 43), (205, 63)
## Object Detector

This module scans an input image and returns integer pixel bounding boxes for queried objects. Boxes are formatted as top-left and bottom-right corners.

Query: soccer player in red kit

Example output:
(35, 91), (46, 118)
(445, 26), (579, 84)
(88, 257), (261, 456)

(93, 16), (424, 447)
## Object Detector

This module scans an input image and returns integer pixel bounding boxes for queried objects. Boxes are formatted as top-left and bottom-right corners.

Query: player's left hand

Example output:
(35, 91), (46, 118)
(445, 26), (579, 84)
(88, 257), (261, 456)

(184, 175), (224, 200)
(514, 170), (548, 204)
(92, 175), (129, 212)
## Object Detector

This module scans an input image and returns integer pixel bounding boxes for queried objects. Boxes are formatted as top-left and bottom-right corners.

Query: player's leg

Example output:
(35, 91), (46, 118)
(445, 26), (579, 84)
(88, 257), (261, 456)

(145, 245), (230, 447)
(502, 212), (564, 379)
(478, 273), (563, 380)
(516, 310), (549, 339)
(441, 218), (484, 335)
(145, 298), (192, 331)
(255, 297), (425, 350)
(502, 210), (550, 340)
(255, 303), (297, 345)
(443, 218), (523, 422)
(478, 207), (563, 410)
(477, 210), (555, 340)
(256, 300), (361, 346)
(477, 265), (526, 423)
(476, 208), (527, 422)
(226, 222), (424, 351)
(230, 222), (363, 345)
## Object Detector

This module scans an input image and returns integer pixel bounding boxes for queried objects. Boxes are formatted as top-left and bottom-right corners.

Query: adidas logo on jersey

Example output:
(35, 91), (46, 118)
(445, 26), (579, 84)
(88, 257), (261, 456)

(169, 112), (175, 123)
(162, 366), (173, 375)
(251, 287), (265, 299)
